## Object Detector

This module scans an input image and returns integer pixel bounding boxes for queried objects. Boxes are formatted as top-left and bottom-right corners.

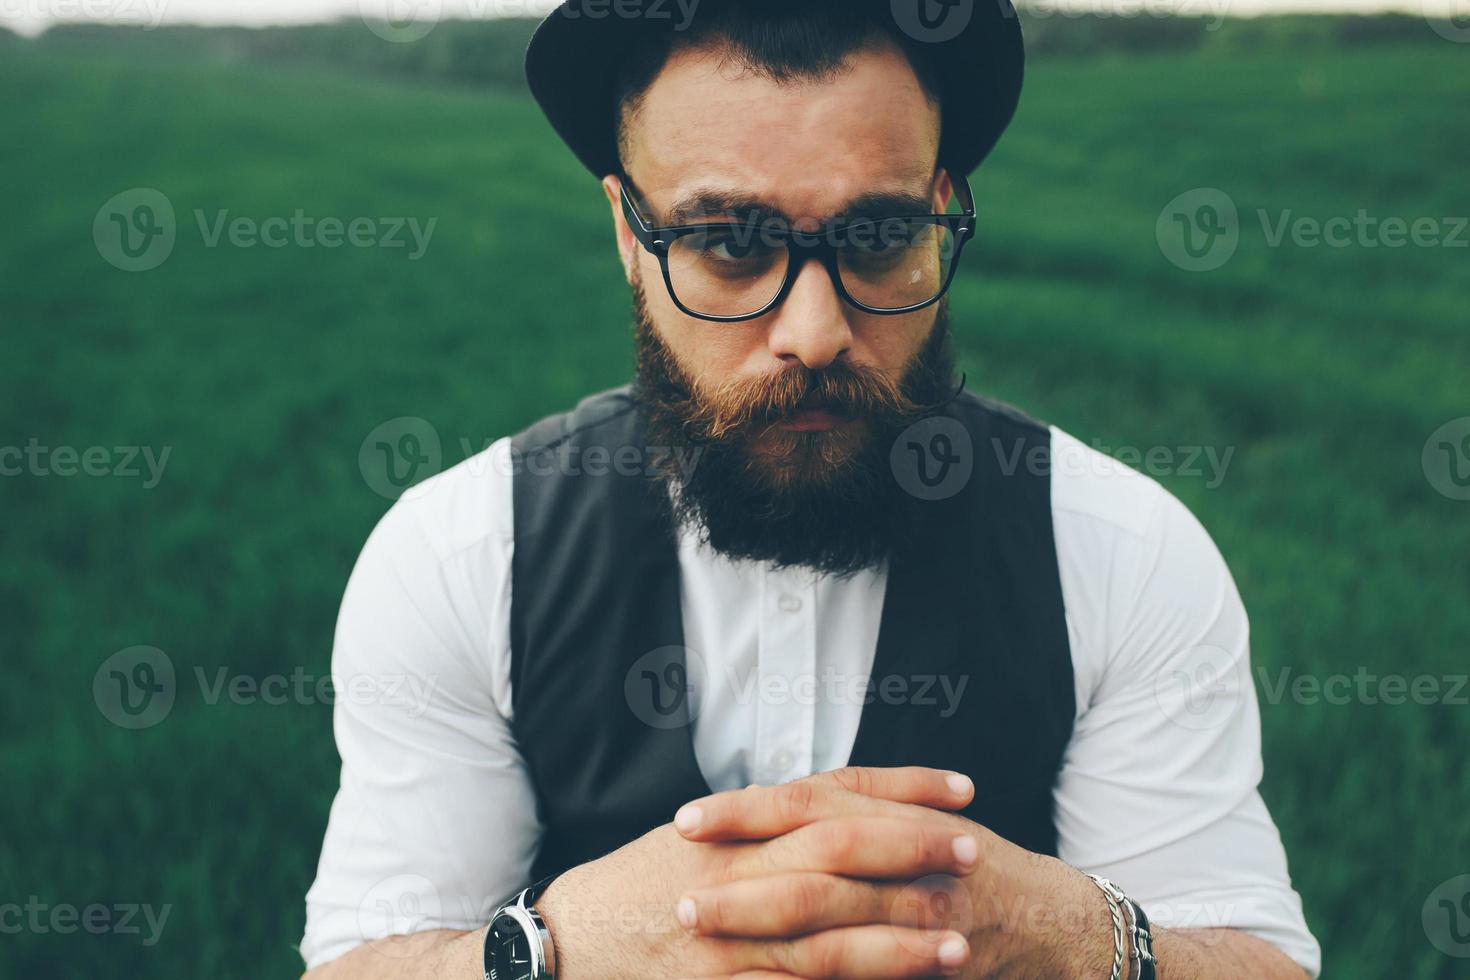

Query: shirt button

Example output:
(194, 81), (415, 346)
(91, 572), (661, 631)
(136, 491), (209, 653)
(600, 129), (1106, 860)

(778, 593), (803, 613)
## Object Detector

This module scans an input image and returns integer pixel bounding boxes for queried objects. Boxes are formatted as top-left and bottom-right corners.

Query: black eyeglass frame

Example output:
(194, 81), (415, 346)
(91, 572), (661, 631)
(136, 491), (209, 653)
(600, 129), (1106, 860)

(619, 173), (977, 323)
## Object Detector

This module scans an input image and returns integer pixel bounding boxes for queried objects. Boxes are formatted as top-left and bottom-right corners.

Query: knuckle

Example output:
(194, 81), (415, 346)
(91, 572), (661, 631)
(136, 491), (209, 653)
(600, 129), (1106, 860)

(776, 780), (817, 824)
(700, 890), (727, 932)
(817, 820), (856, 862)
(831, 766), (874, 798)
(800, 930), (847, 978)
(911, 830), (936, 868)
(779, 875), (825, 927)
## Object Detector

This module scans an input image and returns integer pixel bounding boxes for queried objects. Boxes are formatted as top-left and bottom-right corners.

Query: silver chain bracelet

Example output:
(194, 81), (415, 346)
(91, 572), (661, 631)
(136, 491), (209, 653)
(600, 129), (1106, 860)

(1084, 873), (1127, 980)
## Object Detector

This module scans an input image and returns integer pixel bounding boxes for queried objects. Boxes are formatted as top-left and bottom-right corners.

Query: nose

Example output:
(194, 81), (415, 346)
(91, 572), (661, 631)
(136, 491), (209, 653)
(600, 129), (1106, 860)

(765, 256), (853, 370)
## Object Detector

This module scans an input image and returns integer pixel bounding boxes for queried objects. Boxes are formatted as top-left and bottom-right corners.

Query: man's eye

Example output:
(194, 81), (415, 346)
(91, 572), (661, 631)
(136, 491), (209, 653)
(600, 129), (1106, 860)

(699, 233), (772, 262)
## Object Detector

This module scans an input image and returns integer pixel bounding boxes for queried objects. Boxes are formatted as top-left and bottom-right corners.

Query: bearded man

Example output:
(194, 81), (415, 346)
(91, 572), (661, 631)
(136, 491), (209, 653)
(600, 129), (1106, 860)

(301, 2), (1319, 978)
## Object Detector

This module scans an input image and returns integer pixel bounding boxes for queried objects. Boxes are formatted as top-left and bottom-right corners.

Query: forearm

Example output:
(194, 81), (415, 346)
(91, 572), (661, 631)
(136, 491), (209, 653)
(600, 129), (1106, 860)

(999, 860), (1310, 980)
(1152, 927), (1309, 980)
(302, 928), (485, 980)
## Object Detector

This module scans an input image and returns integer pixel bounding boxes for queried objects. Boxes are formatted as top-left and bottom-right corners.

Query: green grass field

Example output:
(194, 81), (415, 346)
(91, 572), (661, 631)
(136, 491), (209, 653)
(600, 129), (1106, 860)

(2, 36), (1468, 979)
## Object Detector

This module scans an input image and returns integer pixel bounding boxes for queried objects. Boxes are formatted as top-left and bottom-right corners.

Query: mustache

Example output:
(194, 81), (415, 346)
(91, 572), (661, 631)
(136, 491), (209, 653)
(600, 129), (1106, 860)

(691, 363), (915, 440)
(632, 275), (965, 445)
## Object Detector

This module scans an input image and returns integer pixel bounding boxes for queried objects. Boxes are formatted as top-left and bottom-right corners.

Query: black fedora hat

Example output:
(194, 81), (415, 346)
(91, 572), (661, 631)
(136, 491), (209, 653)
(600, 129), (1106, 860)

(524, 0), (1025, 179)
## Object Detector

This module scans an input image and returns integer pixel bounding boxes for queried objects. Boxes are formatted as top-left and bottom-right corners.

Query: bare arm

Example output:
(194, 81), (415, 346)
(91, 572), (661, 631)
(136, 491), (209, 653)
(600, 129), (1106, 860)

(1154, 927), (1310, 980)
(302, 929), (483, 980)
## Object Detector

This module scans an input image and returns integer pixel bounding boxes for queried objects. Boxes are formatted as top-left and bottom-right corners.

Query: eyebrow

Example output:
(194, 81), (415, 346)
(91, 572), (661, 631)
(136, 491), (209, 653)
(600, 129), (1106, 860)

(661, 187), (936, 227)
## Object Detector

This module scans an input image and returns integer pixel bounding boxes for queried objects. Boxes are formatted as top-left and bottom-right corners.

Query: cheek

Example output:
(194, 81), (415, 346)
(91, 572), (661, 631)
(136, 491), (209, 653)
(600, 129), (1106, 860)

(639, 261), (774, 382)
(851, 310), (937, 372)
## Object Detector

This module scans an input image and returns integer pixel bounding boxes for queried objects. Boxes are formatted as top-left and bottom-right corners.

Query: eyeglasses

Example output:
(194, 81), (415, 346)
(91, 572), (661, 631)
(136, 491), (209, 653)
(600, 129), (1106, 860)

(620, 173), (976, 323)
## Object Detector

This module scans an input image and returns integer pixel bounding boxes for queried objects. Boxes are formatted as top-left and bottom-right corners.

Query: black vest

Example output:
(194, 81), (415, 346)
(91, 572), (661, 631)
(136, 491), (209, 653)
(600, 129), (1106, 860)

(509, 386), (1074, 882)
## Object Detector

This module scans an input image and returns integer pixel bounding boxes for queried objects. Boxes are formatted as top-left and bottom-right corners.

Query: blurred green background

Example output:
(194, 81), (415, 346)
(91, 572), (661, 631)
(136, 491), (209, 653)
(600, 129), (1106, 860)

(1, 11), (1467, 978)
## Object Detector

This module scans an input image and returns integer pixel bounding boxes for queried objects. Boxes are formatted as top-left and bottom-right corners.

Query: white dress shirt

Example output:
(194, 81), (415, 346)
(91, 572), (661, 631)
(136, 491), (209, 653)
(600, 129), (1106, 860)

(300, 426), (1320, 975)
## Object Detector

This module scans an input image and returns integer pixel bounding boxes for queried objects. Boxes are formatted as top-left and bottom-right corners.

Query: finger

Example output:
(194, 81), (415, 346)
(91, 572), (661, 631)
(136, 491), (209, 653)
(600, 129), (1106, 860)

(740, 924), (971, 979)
(678, 873), (973, 939)
(732, 817), (981, 881)
(675, 767), (973, 842)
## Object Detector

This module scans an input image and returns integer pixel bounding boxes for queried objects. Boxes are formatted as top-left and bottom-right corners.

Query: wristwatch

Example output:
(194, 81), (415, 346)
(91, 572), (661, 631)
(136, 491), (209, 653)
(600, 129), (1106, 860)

(483, 877), (558, 980)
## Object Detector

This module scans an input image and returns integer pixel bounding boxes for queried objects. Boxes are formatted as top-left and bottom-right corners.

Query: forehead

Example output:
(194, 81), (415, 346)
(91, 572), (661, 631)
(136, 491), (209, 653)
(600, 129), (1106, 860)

(623, 37), (941, 218)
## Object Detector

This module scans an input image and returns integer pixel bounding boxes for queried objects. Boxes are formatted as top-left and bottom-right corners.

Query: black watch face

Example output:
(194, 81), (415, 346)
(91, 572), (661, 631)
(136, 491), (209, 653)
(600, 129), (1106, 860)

(489, 917), (535, 980)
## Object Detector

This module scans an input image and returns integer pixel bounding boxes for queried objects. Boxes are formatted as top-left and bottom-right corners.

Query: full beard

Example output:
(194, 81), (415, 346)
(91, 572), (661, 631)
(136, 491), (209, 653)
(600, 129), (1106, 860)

(632, 277), (961, 576)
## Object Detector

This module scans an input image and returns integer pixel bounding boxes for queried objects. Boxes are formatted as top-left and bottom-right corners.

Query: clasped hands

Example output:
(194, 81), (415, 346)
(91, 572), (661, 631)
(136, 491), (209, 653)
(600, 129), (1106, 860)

(537, 766), (1110, 980)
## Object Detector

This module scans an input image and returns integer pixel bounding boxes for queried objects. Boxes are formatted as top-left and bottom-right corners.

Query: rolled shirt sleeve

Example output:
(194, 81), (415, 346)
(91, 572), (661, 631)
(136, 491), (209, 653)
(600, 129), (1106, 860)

(1050, 428), (1320, 976)
(300, 440), (540, 970)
